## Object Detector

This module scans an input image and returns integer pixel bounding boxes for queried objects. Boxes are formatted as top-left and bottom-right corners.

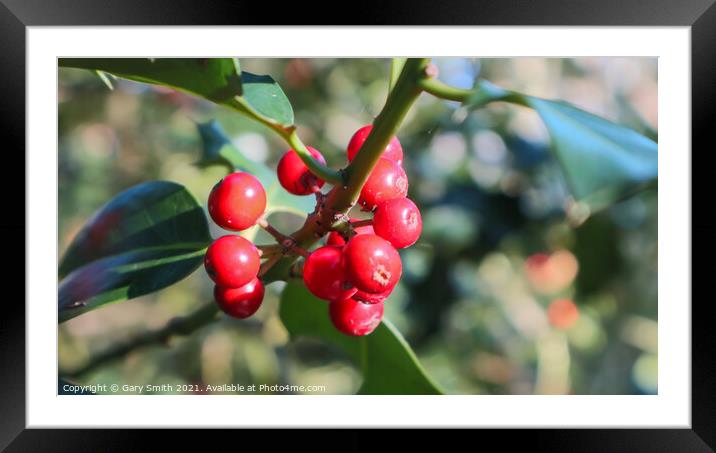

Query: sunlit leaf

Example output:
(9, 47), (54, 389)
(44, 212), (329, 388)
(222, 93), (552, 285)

(241, 72), (294, 126)
(465, 80), (658, 210)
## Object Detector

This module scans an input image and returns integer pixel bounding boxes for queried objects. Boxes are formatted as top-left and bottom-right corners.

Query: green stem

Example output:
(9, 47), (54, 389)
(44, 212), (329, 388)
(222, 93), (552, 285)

(233, 97), (343, 184)
(340, 58), (429, 207)
(419, 77), (473, 102)
(256, 244), (283, 257)
(285, 129), (344, 184)
(263, 58), (431, 282)
(389, 58), (406, 91)
(419, 77), (529, 110)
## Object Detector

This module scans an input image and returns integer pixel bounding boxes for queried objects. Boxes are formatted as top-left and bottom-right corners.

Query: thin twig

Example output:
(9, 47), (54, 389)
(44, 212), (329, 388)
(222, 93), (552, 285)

(258, 253), (282, 277)
(61, 302), (220, 378)
(257, 218), (292, 243)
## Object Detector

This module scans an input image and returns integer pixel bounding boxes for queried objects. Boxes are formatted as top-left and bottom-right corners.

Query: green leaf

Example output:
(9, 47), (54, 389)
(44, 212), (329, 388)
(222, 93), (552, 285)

(527, 98), (658, 210)
(466, 80), (658, 211)
(59, 58), (294, 126)
(58, 181), (211, 322)
(241, 72), (294, 126)
(60, 58), (243, 103)
(197, 120), (313, 217)
(279, 281), (444, 395)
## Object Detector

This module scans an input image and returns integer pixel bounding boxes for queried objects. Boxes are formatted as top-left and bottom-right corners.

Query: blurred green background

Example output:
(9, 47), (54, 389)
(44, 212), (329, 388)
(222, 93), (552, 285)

(58, 58), (657, 395)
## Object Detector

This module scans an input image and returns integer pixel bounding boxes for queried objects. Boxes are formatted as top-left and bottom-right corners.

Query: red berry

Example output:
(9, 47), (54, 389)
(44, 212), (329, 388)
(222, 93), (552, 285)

(277, 146), (327, 195)
(214, 278), (265, 318)
(208, 172), (266, 231)
(353, 288), (392, 304)
(373, 198), (422, 249)
(303, 245), (357, 302)
(329, 297), (384, 336)
(344, 234), (402, 294)
(358, 157), (408, 211)
(346, 125), (403, 165)
(204, 235), (260, 288)
(326, 217), (375, 246)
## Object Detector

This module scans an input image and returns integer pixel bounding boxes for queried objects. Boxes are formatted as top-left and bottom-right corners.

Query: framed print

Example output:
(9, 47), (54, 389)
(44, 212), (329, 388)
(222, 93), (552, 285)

(2, 0), (712, 449)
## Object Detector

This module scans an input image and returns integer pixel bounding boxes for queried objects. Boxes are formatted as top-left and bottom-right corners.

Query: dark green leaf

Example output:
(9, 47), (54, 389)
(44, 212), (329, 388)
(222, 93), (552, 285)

(59, 59), (294, 126)
(279, 281), (444, 395)
(58, 181), (211, 322)
(197, 120), (313, 217)
(465, 80), (658, 210)
(60, 58), (243, 103)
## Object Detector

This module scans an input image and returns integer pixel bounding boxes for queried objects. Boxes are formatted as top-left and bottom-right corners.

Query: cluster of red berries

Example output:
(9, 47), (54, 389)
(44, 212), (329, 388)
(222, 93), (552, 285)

(205, 172), (267, 319)
(286, 126), (422, 336)
(203, 125), (422, 337)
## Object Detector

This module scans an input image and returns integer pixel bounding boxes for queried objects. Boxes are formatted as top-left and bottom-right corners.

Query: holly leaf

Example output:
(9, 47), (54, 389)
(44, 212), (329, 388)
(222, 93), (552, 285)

(59, 58), (294, 126)
(58, 181), (210, 322)
(279, 281), (444, 395)
(241, 72), (294, 126)
(465, 80), (658, 211)
(59, 58), (243, 103)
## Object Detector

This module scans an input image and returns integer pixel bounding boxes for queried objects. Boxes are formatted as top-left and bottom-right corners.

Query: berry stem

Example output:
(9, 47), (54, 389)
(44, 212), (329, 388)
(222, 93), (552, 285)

(285, 129), (344, 184)
(257, 218), (292, 244)
(258, 253), (282, 277)
(256, 218), (310, 258)
(233, 96), (343, 184)
(350, 219), (373, 228)
(256, 244), (283, 258)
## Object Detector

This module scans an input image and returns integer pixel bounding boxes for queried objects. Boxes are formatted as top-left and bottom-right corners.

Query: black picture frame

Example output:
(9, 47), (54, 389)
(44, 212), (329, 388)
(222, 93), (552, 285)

(2, 0), (712, 449)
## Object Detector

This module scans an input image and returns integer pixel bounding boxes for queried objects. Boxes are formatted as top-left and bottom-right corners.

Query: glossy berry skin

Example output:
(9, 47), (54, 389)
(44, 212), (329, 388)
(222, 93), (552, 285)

(214, 278), (264, 319)
(303, 245), (357, 302)
(277, 147), (327, 195)
(353, 288), (392, 305)
(358, 157), (409, 211)
(344, 234), (402, 294)
(326, 218), (375, 246)
(373, 198), (422, 249)
(208, 172), (266, 231)
(204, 235), (260, 288)
(346, 125), (403, 166)
(329, 297), (384, 336)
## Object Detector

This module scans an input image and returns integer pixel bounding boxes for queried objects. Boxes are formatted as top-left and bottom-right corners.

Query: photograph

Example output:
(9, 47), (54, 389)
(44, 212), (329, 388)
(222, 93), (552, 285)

(56, 57), (658, 396)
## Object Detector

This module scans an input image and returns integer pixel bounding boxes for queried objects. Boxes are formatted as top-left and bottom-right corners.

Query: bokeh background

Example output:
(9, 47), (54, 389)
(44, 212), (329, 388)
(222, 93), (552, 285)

(58, 58), (658, 395)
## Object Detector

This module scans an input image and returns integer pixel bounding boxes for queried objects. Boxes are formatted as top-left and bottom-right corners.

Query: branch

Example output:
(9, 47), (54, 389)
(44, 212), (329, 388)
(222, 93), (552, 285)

(61, 302), (220, 377)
